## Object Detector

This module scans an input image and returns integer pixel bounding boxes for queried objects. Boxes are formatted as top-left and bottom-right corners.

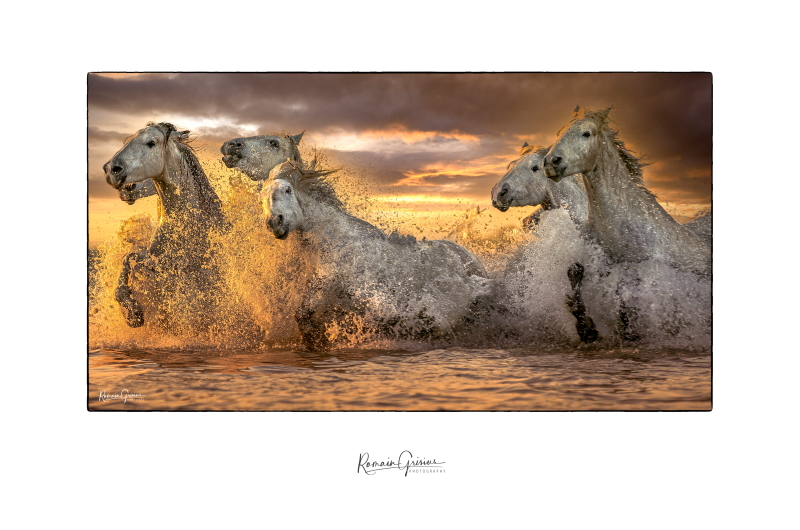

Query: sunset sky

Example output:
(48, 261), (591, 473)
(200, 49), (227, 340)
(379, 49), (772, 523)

(88, 72), (711, 247)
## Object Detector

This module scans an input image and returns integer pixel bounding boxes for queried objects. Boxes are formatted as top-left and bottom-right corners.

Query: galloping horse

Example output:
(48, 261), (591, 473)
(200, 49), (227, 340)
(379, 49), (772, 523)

(104, 122), (226, 329)
(544, 107), (710, 275)
(543, 107), (711, 341)
(261, 161), (491, 351)
(491, 143), (588, 229)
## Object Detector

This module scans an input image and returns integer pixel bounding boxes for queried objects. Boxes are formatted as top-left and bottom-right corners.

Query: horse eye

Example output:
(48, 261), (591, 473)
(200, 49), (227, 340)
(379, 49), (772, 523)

(146, 140), (156, 147)
(269, 140), (279, 148)
(285, 187), (292, 194)
(582, 131), (591, 137)
(531, 165), (540, 172)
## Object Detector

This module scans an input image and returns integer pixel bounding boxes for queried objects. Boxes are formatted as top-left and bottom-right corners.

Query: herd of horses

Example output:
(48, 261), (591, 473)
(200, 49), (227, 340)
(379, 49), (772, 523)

(102, 107), (711, 351)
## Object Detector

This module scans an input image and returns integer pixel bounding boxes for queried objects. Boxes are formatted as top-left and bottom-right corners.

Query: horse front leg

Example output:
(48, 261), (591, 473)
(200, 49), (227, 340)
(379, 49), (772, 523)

(115, 251), (147, 328)
(295, 274), (363, 351)
(295, 275), (336, 352)
(615, 276), (641, 342)
(566, 263), (599, 343)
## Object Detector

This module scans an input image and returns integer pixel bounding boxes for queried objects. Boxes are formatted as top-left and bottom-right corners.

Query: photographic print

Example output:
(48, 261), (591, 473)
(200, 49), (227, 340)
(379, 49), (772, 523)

(88, 72), (711, 411)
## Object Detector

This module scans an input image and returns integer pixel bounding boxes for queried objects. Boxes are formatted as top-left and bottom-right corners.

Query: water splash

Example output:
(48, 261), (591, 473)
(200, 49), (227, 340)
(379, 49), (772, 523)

(89, 155), (710, 352)
(498, 209), (711, 350)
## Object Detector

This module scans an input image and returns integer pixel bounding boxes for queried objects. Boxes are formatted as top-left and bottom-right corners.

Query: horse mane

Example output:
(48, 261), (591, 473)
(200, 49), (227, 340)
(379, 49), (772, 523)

(148, 122), (226, 224)
(508, 144), (549, 169)
(273, 161), (344, 211)
(521, 144), (549, 157)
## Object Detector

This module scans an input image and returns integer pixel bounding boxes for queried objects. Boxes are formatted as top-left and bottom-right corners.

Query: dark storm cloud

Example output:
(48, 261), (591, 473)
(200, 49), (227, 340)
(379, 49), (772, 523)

(88, 72), (712, 204)
(88, 73), (710, 136)
(88, 126), (130, 146)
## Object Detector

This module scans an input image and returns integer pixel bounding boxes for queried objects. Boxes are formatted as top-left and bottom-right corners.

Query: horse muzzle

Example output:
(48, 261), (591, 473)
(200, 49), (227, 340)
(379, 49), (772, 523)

(267, 214), (289, 239)
(543, 155), (565, 182)
(104, 159), (127, 189)
(491, 183), (512, 212)
(492, 200), (511, 212)
(220, 139), (244, 168)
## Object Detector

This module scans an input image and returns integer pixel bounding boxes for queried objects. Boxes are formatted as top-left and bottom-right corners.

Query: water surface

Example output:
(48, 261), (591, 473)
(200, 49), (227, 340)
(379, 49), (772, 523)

(89, 347), (710, 411)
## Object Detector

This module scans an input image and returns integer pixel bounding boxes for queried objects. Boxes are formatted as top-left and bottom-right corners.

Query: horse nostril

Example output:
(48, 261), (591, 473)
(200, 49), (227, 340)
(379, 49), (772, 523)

(111, 165), (124, 174)
(277, 214), (284, 225)
(222, 141), (242, 154)
(498, 185), (508, 198)
(551, 156), (562, 166)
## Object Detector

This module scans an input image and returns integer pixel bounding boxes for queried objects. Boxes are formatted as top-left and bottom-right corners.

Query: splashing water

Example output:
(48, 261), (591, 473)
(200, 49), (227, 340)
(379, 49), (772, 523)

(89, 153), (710, 353)
(497, 208), (711, 350)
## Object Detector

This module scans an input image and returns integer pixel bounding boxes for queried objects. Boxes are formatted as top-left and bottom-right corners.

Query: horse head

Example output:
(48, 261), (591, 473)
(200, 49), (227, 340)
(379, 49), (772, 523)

(221, 132), (304, 180)
(260, 161), (306, 239)
(259, 160), (341, 239)
(491, 144), (552, 212)
(104, 122), (186, 189)
(544, 108), (612, 182)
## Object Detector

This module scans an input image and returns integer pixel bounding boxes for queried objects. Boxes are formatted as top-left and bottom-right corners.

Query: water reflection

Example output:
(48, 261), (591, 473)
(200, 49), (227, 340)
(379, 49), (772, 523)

(89, 347), (710, 411)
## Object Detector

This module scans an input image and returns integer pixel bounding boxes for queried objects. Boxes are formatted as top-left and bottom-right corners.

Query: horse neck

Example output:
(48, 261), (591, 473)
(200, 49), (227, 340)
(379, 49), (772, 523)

(538, 177), (560, 209)
(155, 145), (222, 229)
(582, 137), (662, 223)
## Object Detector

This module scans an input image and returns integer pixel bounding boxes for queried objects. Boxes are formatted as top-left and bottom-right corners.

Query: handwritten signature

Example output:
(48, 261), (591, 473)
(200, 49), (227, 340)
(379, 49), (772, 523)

(358, 450), (445, 476)
(98, 389), (146, 403)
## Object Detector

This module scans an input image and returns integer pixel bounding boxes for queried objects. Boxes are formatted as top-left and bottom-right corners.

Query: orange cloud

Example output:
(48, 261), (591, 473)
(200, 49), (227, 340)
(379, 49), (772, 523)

(393, 153), (515, 187)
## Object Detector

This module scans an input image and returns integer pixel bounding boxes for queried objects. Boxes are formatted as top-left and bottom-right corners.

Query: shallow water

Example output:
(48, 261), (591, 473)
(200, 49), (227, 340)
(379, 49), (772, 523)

(88, 346), (710, 411)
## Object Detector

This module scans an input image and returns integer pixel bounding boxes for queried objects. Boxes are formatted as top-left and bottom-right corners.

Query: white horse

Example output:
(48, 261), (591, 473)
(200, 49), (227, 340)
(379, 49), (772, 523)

(543, 107), (711, 341)
(491, 143), (588, 229)
(104, 122), (226, 329)
(260, 161), (491, 351)
(221, 132), (305, 180)
(544, 107), (710, 276)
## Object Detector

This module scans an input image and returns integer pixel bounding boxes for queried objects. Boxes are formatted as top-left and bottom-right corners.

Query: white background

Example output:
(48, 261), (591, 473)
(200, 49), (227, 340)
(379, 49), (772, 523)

(2, 1), (796, 528)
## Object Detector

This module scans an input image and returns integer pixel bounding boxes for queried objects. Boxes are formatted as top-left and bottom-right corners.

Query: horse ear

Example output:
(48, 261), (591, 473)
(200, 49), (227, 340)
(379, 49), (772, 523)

(599, 107), (612, 119)
(291, 131), (304, 145)
(522, 142), (529, 148)
(573, 105), (581, 114)
(156, 122), (176, 140)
